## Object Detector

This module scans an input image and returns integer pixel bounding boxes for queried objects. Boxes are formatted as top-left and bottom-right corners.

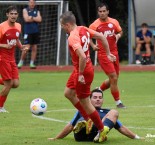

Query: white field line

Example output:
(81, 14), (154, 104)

(127, 126), (155, 130)
(32, 105), (155, 131)
(32, 114), (69, 123)
(46, 109), (76, 112)
(46, 105), (155, 113)
(32, 115), (155, 131)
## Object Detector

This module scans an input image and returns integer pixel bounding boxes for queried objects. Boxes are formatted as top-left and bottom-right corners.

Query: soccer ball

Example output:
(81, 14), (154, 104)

(30, 98), (47, 115)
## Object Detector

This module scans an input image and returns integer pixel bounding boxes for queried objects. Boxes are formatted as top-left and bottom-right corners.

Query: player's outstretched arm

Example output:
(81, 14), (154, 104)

(117, 125), (144, 139)
(48, 123), (74, 141)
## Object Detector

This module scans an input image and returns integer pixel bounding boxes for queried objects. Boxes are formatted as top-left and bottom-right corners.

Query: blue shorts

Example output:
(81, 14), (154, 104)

(23, 32), (40, 45)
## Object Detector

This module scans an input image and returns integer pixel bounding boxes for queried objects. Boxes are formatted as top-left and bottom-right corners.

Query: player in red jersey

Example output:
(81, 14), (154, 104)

(58, 11), (116, 143)
(0, 6), (28, 112)
(89, 3), (126, 108)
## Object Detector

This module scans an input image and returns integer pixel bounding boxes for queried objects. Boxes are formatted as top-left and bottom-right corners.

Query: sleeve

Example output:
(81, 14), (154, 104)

(114, 120), (123, 129)
(0, 26), (3, 40)
(136, 31), (141, 38)
(68, 33), (82, 51)
(85, 26), (96, 38)
(148, 30), (152, 37)
(70, 111), (81, 126)
(89, 22), (97, 31)
(114, 19), (122, 33)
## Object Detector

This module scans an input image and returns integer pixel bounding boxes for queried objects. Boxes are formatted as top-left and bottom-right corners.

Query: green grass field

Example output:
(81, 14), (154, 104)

(0, 71), (155, 145)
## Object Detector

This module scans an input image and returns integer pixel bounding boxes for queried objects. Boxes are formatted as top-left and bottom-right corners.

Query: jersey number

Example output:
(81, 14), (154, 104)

(81, 32), (90, 52)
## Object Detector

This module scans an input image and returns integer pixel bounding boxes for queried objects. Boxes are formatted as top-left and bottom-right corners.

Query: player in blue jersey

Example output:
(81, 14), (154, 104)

(17, 0), (42, 69)
(135, 23), (152, 64)
(48, 89), (143, 141)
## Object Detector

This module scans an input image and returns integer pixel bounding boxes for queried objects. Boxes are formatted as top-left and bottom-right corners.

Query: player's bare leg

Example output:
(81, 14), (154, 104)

(30, 44), (37, 69)
(18, 44), (30, 68)
(108, 72), (126, 108)
(64, 87), (89, 120)
(0, 80), (13, 113)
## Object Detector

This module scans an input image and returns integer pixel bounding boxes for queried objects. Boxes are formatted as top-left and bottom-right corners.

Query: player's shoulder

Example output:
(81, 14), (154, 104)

(0, 21), (7, 27)
(15, 22), (21, 27)
(90, 18), (101, 27)
(147, 30), (152, 34)
(108, 17), (119, 24)
(15, 22), (21, 30)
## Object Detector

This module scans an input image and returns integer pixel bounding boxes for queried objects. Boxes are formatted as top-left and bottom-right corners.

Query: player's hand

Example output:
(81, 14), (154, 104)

(78, 74), (86, 84)
(6, 44), (13, 49)
(107, 53), (116, 62)
(92, 44), (99, 51)
(21, 45), (29, 53)
(115, 34), (121, 43)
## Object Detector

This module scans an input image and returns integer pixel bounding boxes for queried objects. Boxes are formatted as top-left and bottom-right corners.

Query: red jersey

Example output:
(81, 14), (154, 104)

(0, 21), (21, 62)
(89, 17), (122, 56)
(68, 26), (95, 70)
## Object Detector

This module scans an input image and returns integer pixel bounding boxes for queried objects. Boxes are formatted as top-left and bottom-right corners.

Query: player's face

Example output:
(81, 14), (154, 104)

(91, 92), (103, 108)
(6, 10), (18, 24)
(142, 27), (148, 34)
(98, 6), (109, 21)
(29, 0), (36, 9)
(60, 20), (70, 34)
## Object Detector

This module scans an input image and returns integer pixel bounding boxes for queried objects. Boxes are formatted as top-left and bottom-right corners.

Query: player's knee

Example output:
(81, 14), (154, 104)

(12, 82), (19, 88)
(109, 74), (118, 82)
(110, 109), (119, 118)
(64, 91), (70, 99)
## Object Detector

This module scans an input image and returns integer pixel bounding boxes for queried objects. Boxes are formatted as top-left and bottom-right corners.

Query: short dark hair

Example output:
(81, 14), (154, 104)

(59, 11), (76, 25)
(6, 6), (18, 13)
(141, 23), (148, 28)
(96, 3), (109, 11)
(90, 89), (103, 98)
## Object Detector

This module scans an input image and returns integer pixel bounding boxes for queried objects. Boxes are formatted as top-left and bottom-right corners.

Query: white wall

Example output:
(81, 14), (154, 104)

(134, 0), (155, 27)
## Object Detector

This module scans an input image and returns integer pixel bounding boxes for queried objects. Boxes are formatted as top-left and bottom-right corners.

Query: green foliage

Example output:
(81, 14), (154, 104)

(0, 71), (155, 145)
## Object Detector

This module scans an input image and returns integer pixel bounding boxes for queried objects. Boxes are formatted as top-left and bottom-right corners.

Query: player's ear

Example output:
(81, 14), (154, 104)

(6, 13), (9, 17)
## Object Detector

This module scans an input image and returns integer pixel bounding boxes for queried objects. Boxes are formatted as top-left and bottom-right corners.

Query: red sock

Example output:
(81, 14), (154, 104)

(0, 78), (4, 85)
(100, 81), (109, 91)
(89, 110), (104, 131)
(111, 91), (120, 101)
(74, 101), (89, 120)
(0, 96), (7, 107)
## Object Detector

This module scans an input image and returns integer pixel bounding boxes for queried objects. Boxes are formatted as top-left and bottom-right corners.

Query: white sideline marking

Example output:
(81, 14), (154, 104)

(32, 114), (69, 123)
(46, 105), (155, 113)
(128, 126), (155, 130)
(32, 105), (155, 131)
(46, 109), (76, 112)
(128, 105), (155, 108)
(32, 115), (155, 131)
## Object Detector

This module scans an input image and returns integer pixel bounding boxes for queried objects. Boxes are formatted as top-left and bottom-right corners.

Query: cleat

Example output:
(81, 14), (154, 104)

(0, 107), (9, 113)
(136, 60), (141, 65)
(30, 64), (36, 69)
(94, 126), (109, 143)
(117, 103), (126, 109)
(73, 121), (86, 134)
(17, 62), (23, 69)
(86, 119), (93, 134)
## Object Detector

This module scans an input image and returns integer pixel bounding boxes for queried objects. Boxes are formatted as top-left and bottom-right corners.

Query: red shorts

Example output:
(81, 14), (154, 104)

(0, 60), (19, 81)
(66, 66), (94, 99)
(98, 54), (120, 75)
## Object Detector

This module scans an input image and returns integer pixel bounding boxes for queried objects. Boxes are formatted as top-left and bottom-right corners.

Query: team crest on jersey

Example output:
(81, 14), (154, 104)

(16, 32), (19, 37)
(34, 11), (37, 14)
(108, 23), (113, 28)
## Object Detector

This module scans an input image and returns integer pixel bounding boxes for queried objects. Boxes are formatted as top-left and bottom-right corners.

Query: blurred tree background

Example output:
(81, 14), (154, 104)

(68, 0), (128, 62)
